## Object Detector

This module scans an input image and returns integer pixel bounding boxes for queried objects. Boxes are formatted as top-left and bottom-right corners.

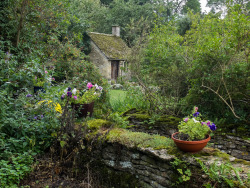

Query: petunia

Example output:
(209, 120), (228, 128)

(209, 123), (217, 131)
(184, 118), (189, 122)
(192, 118), (200, 123)
(61, 94), (65, 100)
(193, 112), (200, 117)
(45, 70), (48, 74)
(195, 107), (198, 112)
(67, 91), (72, 97)
(98, 86), (103, 91)
(87, 82), (93, 89)
(207, 121), (211, 126)
(72, 88), (77, 95)
(68, 87), (71, 91)
(74, 96), (77, 100)
(64, 88), (68, 94)
(201, 122), (206, 126)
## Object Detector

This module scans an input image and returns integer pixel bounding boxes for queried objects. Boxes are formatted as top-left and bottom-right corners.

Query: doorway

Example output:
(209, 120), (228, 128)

(111, 60), (119, 80)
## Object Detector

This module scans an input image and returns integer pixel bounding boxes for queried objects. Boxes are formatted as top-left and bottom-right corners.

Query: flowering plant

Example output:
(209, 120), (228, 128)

(178, 107), (217, 141)
(33, 70), (55, 87)
(61, 82), (103, 104)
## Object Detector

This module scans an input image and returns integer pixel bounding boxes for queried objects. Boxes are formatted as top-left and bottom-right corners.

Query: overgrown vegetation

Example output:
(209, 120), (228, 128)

(0, 0), (249, 186)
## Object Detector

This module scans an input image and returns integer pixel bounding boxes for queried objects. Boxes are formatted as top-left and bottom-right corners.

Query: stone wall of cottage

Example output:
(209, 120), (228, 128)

(85, 140), (249, 188)
(89, 41), (111, 79)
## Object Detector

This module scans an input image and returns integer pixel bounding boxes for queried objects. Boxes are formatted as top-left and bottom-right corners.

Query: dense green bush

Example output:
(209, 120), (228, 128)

(0, 90), (61, 186)
(133, 4), (249, 125)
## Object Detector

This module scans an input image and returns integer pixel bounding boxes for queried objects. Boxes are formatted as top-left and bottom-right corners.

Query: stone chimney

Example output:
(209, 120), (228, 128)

(112, 26), (120, 37)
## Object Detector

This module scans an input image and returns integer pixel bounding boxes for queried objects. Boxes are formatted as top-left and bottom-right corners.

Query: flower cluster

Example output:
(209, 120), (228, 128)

(178, 107), (217, 141)
(33, 70), (55, 87)
(37, 100), (62, 114)
(61, 82), (103, 104)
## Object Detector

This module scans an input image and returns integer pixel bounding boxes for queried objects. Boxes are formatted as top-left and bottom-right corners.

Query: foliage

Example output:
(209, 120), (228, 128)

(196, 158), (249, 187)
(0, 91), (61, 186)
(109, 85), (150, 113)
(170, 158), (192, 185)
(108, 112), (130, 129)
(178, 107), (217, 141)
(134, 4), (250, 124)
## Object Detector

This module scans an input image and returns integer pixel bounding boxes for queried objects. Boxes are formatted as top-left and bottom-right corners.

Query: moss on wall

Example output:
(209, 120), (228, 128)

(106, 128), (175, 150)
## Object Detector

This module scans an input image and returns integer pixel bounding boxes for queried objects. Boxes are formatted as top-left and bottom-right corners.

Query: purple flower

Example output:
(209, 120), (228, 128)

(61, 94), (65, 100)
(34, 116), (38, 120)
(68, 87), (71, 91)
(40, 115), (44, 118)
(26, 94), (33, 97)
(209, 123), (217, 131)
(184, 118), (189, 122)
(74, 96), (77, 100)
(193, 112), (200, 117)
(67, 91), (72, 97)
(98, 86), (103, 91)
(201, 122), (206, 126)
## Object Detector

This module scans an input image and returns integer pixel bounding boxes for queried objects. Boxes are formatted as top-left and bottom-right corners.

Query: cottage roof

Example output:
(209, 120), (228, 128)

(88, 32), (129, 60)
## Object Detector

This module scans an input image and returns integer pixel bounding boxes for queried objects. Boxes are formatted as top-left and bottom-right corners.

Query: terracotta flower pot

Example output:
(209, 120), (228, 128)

(71, 102), (94, 118)
(171, 132), (211, 153)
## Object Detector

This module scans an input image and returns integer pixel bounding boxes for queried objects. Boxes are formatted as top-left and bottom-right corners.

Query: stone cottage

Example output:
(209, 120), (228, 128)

(88, 26), (130, 81)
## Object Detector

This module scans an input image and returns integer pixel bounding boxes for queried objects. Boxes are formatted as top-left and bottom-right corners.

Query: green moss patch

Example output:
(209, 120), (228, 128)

(87, 119), (112, 130)
(106, 128), (174, 150)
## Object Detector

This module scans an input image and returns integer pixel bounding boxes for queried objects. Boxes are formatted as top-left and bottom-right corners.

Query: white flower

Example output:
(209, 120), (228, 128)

(72, 88), (77, 95)
(64, 88), (68, 94)
(192, 118), (200, 123)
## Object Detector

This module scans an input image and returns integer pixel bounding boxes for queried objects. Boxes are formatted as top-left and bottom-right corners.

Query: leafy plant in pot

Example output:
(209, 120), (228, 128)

(172, 107), (217, 152)
(61, 82), (103, 117)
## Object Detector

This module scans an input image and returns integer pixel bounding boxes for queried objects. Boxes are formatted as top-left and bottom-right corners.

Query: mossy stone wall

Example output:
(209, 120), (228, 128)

(125, 112), (250, 161)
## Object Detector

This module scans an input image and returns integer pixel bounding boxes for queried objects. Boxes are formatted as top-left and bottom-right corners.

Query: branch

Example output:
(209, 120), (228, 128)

(201, 81), (240, 119)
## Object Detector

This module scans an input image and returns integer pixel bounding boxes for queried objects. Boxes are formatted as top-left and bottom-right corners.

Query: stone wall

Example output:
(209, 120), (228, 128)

(211, 135), (250, 161)
(85, 136), (249, 188)
(89, 41), (111, 79)
(125, 112), (250, 161)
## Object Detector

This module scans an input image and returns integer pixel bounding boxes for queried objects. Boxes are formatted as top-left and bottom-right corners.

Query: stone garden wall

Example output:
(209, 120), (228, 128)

(125, 111), (250, 161)
(85, 132), (250, 188)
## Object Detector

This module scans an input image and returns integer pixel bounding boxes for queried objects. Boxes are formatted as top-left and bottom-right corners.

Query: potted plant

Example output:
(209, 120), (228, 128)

(172, 107), (217, 153)
(61, 82), (103, 117)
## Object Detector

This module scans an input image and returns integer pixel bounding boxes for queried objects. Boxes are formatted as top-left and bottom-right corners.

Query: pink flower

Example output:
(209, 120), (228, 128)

(45, 70), (48, 74)
(201, 122), (206, 126)
(195, 107), (198, 112)
(74, 96), (77, 100)
(52, 77), (55, 81)
(184, 118), (189, 122)
(207, 121), (211, 126)
(87, 82), (93, 89)
(35, 76), (37, 80)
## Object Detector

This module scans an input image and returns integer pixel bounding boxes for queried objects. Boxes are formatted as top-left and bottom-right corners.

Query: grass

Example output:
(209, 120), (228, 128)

(109, 89), (127, 112)
(109, 89), (127, 104)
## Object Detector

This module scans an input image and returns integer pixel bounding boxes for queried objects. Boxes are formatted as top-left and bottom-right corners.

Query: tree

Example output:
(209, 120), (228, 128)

(182, 0), (201, 14)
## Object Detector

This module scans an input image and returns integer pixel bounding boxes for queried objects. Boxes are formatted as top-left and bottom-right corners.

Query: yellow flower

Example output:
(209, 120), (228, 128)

(38, 100), (62, 114)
